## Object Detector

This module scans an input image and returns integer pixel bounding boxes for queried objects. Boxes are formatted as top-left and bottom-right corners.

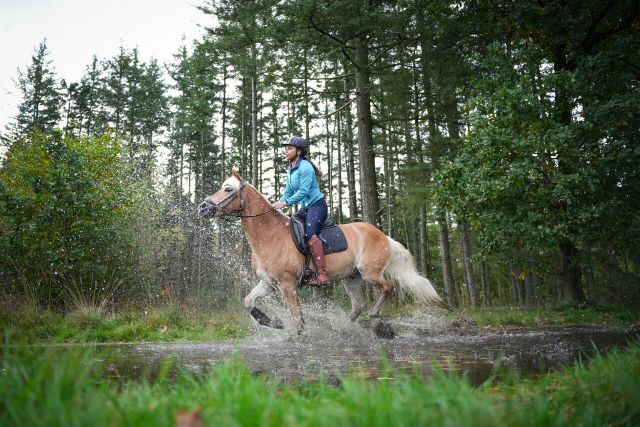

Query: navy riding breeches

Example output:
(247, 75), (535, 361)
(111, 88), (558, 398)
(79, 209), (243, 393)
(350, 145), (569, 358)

(297, 198), (328, 239)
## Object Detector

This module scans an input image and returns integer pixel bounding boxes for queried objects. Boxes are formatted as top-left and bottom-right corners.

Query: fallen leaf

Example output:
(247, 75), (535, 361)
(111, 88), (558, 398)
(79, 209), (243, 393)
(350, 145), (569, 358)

(175, 409), (204, 427)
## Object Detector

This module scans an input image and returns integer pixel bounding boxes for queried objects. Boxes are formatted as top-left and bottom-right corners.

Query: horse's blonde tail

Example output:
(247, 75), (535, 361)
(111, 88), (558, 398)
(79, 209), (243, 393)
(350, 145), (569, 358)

(384, 237), (442, 305)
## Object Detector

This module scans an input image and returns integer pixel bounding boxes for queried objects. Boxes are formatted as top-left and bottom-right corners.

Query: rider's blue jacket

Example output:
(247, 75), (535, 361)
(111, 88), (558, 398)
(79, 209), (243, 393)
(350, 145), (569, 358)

(278, 158), (324, 208)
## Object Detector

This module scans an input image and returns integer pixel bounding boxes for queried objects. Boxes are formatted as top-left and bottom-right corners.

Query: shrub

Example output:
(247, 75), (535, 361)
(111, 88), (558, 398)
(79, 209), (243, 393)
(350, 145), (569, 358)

(0, 131), (140, 308)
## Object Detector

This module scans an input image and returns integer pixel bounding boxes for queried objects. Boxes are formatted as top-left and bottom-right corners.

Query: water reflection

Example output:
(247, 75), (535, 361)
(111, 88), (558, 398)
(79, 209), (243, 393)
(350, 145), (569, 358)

(101, 325), (639, 386)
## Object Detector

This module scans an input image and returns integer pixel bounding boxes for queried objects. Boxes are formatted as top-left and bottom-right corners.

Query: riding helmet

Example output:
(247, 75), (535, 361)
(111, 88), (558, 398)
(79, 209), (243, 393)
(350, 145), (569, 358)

(282, 136), (309, 156)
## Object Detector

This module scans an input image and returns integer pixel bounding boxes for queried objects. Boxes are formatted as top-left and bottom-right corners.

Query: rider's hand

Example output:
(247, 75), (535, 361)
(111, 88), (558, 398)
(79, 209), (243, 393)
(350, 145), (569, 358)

(272, 201), (287, 209)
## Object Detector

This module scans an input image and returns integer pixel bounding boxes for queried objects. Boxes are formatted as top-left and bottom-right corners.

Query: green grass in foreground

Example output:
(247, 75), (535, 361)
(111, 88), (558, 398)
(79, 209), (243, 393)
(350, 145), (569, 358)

(0, 305), (252, 344)
(459, 305), (640, 328)
(1, 342), (639, 426)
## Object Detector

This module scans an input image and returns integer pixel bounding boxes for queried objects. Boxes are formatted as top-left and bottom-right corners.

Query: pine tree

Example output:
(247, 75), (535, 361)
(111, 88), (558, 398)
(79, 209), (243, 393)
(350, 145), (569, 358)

(14, 40), (63, 136)
(102, 46), (131, 135)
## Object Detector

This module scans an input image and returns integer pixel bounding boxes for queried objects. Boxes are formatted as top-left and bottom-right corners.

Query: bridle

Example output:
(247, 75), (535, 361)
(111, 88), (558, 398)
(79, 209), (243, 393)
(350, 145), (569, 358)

(202, 180), (278, 220)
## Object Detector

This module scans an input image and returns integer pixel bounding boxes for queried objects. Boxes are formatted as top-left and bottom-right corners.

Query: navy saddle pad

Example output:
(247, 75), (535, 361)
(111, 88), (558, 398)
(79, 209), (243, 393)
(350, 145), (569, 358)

(289, 213), (348, 256)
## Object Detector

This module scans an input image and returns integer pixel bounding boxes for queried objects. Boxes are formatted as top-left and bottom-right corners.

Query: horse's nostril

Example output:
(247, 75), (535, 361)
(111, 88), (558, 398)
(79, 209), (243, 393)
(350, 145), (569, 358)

(199, 201), (217, 216)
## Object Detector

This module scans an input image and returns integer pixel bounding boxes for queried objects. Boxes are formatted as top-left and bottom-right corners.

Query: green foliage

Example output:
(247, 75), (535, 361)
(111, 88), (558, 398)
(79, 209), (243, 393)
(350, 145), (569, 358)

(1, 340), (639, 426)
(0, 132), (139, 306)
(435, 1), (640, 284)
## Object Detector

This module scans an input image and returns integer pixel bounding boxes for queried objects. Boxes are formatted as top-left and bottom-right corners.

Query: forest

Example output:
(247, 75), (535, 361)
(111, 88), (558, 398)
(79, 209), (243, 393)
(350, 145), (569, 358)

(1, 0), (639, 313)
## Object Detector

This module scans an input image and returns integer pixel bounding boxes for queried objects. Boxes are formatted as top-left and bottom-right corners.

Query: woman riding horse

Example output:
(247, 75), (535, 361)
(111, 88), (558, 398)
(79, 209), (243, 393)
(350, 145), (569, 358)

(271, 136), (328, 286)
(199, 170), (443, 334)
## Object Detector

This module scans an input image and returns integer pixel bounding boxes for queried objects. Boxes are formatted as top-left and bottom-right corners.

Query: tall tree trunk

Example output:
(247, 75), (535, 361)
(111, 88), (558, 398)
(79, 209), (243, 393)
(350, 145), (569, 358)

(510, 268), (520, 306)
(525, 271), (535, 307)
(258, 107), (263, 192)
(354, 35), (379, 226)
(586, 266), (596, 303)
(179, 139), (184, 198)
(553, 44), (584, 304)
(480, 257), (490, 306)
(335, 80), (343, 222)
(437, 210), (457, 308)
(251, 71), (258, 186)
(221, 58), (227, 182)
(287, 84), (293, 135)
(240, 77), (246, 178)
(559, 239), (584, 302)
(304, 48), (310, 140)
(343, 64), (358, 219)
(325, 97), (333, 213)
(273, 108), (280, 196)
(380, 96), (391, 235)
(419, 208), (427, 274)
(460, 221), (477, 307)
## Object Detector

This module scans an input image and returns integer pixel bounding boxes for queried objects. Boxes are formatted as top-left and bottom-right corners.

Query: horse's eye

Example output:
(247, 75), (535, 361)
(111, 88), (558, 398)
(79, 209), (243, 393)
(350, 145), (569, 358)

(225, 188), (232, 192)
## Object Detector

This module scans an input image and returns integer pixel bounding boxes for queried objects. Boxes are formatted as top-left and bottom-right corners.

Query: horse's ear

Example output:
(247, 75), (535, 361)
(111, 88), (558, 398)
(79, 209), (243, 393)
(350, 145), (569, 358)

(232, 170), (246, 186)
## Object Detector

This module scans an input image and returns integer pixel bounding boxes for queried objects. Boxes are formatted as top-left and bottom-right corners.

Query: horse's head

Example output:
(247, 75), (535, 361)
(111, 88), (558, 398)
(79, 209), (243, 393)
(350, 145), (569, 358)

(198, 171), (246, 218)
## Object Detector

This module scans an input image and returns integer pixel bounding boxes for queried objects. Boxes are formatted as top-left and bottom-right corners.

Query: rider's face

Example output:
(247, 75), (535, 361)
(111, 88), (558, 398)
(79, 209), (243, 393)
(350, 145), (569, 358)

(283, 145), (299, 162)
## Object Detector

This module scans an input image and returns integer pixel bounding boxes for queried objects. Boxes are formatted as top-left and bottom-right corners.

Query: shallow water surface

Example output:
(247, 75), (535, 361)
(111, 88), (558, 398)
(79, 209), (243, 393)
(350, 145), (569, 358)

(101, 311), (639, 385)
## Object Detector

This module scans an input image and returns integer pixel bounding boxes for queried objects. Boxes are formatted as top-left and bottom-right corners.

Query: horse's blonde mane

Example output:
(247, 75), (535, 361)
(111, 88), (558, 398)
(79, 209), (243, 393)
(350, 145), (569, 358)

(244, 182), (287, 220)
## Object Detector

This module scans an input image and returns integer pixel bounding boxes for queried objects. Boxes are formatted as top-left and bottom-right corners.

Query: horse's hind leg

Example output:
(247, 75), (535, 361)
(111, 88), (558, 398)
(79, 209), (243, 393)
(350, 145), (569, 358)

(343, 275), (366, 322)
(356, 240), (394, 318)
(359, 271), (394, 319)
(244, 280), (282, 328)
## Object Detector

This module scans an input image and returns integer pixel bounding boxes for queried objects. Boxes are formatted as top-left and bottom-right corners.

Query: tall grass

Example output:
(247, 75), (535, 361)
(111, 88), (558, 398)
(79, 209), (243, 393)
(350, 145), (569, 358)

(0, 304), (251, 344)
(1, 342), (639, 426)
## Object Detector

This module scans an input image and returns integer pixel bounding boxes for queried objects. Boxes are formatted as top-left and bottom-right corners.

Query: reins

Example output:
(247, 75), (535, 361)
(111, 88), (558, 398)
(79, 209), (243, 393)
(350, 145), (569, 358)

(223, 207), (278, 219)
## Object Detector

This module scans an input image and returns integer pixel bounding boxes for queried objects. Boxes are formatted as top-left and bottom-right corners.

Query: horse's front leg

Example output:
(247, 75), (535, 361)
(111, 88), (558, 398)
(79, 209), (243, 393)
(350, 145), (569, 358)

(244, 279), (282, 329)
(278, 279), (305, 335)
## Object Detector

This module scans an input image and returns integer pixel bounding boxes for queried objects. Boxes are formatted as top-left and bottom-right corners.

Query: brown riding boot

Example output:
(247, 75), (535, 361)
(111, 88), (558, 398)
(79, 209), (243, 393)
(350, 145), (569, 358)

(307, 235), (329, 286)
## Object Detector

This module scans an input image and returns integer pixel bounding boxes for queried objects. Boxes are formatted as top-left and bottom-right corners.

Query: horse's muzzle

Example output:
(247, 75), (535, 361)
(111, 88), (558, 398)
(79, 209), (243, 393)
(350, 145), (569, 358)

(198, 200), (217, 218)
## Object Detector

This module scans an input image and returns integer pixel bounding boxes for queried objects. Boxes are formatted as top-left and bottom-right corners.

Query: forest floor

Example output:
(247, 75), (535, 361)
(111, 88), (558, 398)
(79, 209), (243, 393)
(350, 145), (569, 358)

(1, 302), (638, 344)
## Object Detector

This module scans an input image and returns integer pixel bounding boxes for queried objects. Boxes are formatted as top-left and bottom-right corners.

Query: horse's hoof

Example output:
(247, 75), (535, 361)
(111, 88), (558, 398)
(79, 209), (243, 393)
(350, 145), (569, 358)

(270, 317), (284, 329)
(373, 320), (396, 339)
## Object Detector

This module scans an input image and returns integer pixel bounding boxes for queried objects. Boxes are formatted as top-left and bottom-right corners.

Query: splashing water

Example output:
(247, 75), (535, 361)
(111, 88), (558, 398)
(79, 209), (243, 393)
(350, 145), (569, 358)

(96, 311), (639, 386)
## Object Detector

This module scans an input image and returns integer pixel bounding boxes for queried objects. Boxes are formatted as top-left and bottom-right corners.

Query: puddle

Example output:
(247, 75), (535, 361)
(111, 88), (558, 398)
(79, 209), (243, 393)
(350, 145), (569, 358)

(98, 307), (639, 385)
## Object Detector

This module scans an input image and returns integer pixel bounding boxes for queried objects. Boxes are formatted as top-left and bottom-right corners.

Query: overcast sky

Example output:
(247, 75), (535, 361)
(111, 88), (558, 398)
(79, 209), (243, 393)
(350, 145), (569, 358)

(0, 0), (212, 129)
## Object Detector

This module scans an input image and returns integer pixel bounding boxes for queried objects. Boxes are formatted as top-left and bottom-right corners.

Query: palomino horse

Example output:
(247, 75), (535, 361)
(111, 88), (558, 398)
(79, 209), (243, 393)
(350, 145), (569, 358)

(199, 172), (442, 334)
